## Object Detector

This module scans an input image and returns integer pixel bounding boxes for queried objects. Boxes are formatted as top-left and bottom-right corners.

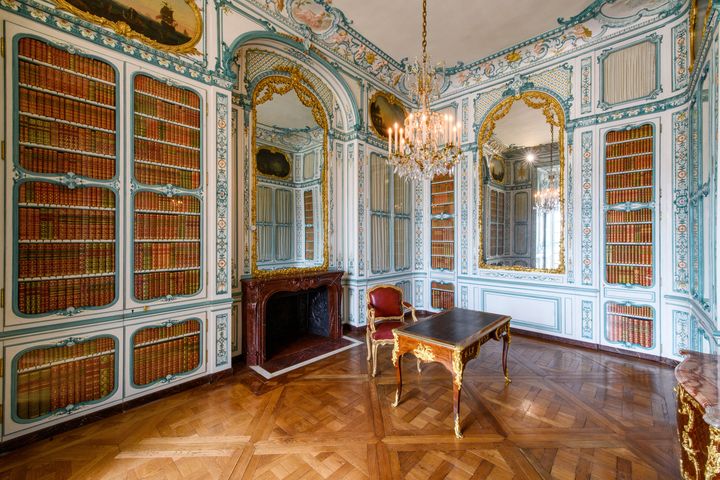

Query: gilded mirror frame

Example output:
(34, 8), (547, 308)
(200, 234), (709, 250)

(250, 71), (329, 278)
(690, 0), (713, 72)
(477, 91), (566, 274)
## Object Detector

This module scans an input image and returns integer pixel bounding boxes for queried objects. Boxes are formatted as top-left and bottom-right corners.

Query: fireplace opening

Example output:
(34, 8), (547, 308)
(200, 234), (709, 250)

(265, 286), (330, 360)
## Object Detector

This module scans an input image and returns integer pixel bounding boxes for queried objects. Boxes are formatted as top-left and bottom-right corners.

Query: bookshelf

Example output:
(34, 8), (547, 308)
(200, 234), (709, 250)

(14, 36), (118, 317)
(603, 124), (655, 287)
(131, 319), (202, 386)
(304, 190), (314, 260)
(488, 189), (506, 258)
(430, 174), (454, 271)
(605, 302), (654, 349)
(431, 281), (455, 310)
(132, 74), (203, 302)
(15, 336), (117, 420)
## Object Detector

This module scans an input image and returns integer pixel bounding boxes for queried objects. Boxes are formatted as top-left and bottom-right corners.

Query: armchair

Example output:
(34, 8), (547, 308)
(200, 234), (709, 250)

(366, 285), (420, 376)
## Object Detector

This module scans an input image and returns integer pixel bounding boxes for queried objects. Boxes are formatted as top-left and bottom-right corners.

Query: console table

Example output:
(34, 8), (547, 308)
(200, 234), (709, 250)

(676, 350), (720, 479)
(391, 308), (511, 438)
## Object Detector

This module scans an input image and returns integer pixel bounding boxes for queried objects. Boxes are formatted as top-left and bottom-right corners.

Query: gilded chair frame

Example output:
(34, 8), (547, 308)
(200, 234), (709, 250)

(250, 69), (329, 278)
(477, 90), (566, 274)
(366, 284), (419, 377)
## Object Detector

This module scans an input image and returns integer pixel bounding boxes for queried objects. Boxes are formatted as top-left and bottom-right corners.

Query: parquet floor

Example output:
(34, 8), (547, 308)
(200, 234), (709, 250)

(0, 334), (681, 479)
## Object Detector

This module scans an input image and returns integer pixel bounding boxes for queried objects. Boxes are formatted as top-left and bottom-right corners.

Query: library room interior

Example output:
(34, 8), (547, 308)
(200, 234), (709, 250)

(0, 0), (719, 478)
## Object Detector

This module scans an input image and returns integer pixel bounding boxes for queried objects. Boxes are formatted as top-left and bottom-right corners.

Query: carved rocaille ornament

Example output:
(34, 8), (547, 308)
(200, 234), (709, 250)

(676, 384), (720, 479)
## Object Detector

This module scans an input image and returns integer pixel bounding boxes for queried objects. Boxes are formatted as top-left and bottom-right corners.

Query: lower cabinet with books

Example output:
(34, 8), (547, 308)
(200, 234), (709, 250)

(2, 323), (125, 437)
(124, 311), (207, 398)
(1, 306), (230, 443)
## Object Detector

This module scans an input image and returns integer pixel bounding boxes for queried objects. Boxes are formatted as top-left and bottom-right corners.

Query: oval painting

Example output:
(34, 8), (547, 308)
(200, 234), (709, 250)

(369, 92), (407, 140)
(53, 0), (202, 54)
(256, 147), (292, 179)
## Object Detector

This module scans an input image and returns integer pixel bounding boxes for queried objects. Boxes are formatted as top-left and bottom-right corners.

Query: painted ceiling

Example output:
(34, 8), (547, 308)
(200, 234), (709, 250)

(331, 0), (596, 66)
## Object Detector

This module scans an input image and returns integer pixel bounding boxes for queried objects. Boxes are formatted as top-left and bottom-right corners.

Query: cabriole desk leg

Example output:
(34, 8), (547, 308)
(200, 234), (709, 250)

(452, 350), (465, 438)
(502, 325), (512, 384)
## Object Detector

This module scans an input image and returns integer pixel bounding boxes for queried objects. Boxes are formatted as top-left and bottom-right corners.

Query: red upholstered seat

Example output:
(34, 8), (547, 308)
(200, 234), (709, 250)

(368, 288), (403, 318)
(371, 321), (405, 340)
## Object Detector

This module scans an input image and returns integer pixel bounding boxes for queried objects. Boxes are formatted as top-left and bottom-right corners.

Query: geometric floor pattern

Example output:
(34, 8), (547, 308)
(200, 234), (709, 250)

(0, 334), (681, 479)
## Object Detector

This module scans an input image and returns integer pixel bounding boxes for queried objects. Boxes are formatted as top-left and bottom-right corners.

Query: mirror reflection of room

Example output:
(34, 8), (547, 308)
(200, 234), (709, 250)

(481, 99), (562, 270)
(254, 89), (323, 271)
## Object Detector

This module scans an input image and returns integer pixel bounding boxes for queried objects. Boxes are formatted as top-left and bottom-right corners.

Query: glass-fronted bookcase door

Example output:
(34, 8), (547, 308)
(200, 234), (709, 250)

(5, 33), (124, 327)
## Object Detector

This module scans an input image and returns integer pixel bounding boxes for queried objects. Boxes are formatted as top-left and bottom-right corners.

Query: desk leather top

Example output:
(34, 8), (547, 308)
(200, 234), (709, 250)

(396, 308), (511, 348)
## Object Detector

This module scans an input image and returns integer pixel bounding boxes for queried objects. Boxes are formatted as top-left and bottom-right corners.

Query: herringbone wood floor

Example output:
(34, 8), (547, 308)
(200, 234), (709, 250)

(0, 334), (681, 479)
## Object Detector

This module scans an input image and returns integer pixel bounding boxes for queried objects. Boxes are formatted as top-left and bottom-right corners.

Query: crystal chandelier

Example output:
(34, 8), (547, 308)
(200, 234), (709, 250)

(533, 124), (560, 213)
(387, 0), (462, 181)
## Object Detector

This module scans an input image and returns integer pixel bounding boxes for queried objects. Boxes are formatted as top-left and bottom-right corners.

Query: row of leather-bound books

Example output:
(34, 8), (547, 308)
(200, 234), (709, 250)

(16, 338), (116, 419)
(606, 170), (652, 189)
(18, 59), (115, 106)
(605, 125), (653, 143)
(19, 115), (115, 156)
(431, 243), (455, 256)
(134, 95), (200, 127)
(134, 138), (200, 171)
(133, 334), (201, 386)
(134, 115), (200, 147)
(134, 242), (200, 271)
(19, 243), (114, 279)
(20, 183), (115, 208)
(19, 146), (115, 180)
(606, 188), (653, 205)
(431, 283), (455, 310)
(19, 207), (115, 241)
(134, 75), (200, 109)
(135, 192), (200, 213)
(606, 209), (651, 223)
(18, 37), (115, 82)
(606, 154), (653, 174)
(19, 88), (115, 129)
(607, 303), (653, 318)
(607, 314), (653, 348)
(134, 213), (200, 240)
(18, 277), (115, 315)
(134, 270), (200, 301)
(605, 223), (652, 243)
(431, 256), (454, 271)
(606, 265), (653, 286)
(605, 138), (653, 158)
(135, 163), (201, 190)
(605, 244), (652, 265)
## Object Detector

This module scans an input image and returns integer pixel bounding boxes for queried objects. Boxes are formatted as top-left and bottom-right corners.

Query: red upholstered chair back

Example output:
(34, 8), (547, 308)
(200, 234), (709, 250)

(368, 286), (404, 319)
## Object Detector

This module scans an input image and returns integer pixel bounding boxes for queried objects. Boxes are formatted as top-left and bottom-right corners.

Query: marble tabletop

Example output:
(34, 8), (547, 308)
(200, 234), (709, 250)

(676, 350), (720, 425)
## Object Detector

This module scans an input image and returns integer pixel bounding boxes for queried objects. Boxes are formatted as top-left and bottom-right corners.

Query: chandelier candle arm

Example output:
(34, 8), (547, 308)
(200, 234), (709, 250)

(386, 0), (462, 181)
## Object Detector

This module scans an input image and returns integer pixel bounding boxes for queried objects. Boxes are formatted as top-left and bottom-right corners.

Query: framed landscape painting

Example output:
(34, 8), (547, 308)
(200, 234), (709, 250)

(369, 91), (407, 140)
(256, 147), (292, 179)
(52, 0), (203, 54)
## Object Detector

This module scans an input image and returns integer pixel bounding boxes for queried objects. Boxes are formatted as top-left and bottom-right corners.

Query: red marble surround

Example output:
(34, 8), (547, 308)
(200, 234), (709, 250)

(241, 270), (344, 366)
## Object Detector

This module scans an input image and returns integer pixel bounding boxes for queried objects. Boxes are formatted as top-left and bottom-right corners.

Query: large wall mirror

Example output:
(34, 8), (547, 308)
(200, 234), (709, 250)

(251, 75), (328, 277)
(478, 92), (565, 273)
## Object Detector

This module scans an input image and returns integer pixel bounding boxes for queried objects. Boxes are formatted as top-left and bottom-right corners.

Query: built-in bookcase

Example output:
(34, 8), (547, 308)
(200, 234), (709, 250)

(132, 74), (203, 303)
(430, 174), (454, 271)
(431, 281), (454, 310)
(131, 319), (202, 387)
(603, 124), (655, 287)
(14, 336), (117, 421)
(606, 302), (654, 349)
(13, 37), (119, 318)
(304, 190), (314, 260)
